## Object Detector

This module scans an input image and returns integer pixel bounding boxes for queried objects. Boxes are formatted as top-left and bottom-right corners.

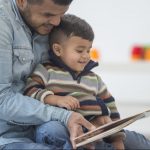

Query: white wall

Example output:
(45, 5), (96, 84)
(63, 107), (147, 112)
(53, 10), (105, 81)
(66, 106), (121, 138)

(68, 0), (150, 63)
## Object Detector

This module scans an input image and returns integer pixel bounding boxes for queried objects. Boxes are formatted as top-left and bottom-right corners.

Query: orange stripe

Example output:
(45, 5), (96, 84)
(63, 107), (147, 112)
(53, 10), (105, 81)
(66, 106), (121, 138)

(80, 105), (101, 111)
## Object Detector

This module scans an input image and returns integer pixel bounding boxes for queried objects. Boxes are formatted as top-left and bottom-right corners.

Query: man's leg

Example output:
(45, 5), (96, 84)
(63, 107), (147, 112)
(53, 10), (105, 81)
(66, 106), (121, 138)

(124, 130), (150, 149)
(2, 142), (57, 149)
(35, 121), (72, 149)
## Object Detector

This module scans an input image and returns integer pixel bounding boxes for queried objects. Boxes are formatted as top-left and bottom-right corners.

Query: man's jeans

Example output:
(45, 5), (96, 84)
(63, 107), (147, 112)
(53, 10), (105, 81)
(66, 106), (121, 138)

(35, 121), (73, 149)
(35, 121), (150, 150)
(1, 121), (150, 150)
(0, 142), (59, 149)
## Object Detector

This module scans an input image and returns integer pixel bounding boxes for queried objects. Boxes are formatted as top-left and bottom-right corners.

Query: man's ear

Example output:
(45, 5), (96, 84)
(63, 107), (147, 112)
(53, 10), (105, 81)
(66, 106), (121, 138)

(52, 43), (62, 56)
(17, 0), (27, 10)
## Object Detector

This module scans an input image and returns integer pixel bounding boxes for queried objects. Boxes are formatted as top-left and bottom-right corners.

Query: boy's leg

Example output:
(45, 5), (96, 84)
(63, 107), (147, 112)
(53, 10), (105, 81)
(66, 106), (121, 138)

(82, 126), (115, 150)
(2, 142), (57, 149)
(95, 130), (150, 149)
(124, 130), (150, 149)
(95, 141), (115, 150)
(35, 121), (72, 149)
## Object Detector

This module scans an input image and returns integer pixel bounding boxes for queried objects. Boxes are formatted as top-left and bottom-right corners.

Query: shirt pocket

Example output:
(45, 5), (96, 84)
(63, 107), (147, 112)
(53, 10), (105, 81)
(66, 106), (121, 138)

(13, 49), (34, 81)
(13, 49), (34, 64)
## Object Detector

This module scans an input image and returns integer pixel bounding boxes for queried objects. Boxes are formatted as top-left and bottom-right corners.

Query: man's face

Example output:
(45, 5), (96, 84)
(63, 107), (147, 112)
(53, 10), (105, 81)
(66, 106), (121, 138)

(18, 0), (69, 35)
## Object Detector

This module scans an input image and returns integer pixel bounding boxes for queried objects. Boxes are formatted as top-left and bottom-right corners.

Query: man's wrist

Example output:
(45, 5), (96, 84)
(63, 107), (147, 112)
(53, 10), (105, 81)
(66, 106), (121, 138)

(50, 106), (73, 126)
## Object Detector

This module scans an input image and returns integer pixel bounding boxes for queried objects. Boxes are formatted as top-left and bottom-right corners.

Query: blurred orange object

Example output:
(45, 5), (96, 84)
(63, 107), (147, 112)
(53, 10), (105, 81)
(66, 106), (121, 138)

(131, 46), (144, 60)
(90, 48), (100, 61)
(144, 48), (150, 61)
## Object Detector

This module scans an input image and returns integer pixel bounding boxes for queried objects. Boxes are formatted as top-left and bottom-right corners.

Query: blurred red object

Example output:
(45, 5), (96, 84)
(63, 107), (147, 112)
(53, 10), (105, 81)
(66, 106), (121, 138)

(131, 46), (144, 60)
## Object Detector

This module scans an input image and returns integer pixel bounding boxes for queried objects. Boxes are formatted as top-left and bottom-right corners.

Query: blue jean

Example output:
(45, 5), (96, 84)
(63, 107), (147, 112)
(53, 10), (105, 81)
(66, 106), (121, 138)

(35, 121), (73, 149)
(124, 130), (150, 149)
(35, 121), (150, 150)
(1, 142), (59, 149)
(1, 121), (150, 150)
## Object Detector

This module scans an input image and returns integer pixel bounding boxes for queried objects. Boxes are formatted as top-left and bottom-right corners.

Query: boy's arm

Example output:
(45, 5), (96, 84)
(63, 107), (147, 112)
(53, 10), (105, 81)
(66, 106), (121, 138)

(44, 94), (80, 110)
(24, 67), (80, 110)
(96, 75), (120, 120)
(24, 73), (54, 103)
(96, 75), (126, 149)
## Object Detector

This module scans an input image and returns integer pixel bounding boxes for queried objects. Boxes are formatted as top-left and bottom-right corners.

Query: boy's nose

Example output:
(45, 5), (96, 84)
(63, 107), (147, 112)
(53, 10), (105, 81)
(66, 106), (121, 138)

(82, 53), (90, 59)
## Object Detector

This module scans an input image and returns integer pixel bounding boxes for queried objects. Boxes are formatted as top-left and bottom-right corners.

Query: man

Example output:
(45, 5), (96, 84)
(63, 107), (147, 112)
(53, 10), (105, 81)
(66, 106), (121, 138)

(0, 0), (95, 149)
(0, 0), (150, 149)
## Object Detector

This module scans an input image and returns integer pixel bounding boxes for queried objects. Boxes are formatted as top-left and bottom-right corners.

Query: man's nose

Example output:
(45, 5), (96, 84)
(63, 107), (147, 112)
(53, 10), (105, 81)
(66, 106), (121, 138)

(49, 15), (61, 26)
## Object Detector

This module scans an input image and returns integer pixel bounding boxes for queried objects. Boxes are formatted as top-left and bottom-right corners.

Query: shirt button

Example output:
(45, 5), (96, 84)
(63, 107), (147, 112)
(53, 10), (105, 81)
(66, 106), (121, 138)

(22, 57), (26, 61)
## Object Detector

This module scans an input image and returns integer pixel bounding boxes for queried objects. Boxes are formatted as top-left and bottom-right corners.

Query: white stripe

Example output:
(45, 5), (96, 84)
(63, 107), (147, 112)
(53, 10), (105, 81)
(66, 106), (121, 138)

(40, 91), (54, 103)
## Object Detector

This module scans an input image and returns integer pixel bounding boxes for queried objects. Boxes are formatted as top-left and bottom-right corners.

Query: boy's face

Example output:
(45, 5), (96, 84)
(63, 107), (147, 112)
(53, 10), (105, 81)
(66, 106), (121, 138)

(54, 36), (92, 73)
(17, 0), (69, 35)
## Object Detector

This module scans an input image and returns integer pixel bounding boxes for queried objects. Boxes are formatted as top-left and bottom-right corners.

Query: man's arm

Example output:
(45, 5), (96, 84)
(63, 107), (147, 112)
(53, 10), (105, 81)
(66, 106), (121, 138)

(0, 18), (95, 148)
(0, 16), (71, 126)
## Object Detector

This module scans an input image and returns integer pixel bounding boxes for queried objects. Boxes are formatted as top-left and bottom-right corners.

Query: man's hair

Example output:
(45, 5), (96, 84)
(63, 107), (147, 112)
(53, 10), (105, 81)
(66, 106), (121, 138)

(27, 0), (73, 5)
(49, 14), (94, 49)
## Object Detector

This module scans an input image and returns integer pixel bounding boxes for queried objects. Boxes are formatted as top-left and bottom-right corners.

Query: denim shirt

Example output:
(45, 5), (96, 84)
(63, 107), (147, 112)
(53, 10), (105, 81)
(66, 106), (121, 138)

(0, 0), (72, 146)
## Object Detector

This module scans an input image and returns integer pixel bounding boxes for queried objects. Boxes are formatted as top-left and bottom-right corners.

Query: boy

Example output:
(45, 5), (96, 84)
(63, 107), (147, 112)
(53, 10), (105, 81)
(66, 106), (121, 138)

(24, 14), (125, 149)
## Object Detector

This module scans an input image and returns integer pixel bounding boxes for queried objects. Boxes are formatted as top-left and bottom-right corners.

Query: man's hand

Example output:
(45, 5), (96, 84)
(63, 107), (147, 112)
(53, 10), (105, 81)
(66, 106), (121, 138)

(67, 112), (96, 149)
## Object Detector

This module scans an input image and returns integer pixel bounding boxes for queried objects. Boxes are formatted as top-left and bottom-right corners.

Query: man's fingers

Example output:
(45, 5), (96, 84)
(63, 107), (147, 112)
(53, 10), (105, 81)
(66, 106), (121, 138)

(67, 112), (96, 149)
(70, 125), (83, 149)
(79, 116), (96, 131)
(70, 129), (77, 149)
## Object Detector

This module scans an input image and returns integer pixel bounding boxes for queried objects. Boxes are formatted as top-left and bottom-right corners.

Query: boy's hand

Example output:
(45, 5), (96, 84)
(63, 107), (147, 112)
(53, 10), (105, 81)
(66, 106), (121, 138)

(90, 115), (112, 127)
(56, 95), (80, 110)
(112, 138), (125, 150)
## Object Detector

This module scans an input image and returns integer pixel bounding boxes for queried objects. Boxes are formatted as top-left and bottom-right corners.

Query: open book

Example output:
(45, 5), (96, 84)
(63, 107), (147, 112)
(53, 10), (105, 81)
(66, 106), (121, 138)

(74, 109), (150, 148)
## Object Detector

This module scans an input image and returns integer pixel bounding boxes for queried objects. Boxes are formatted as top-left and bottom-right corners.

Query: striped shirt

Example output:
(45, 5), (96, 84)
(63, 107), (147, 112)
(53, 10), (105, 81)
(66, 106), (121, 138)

(24, 51), (120, 120)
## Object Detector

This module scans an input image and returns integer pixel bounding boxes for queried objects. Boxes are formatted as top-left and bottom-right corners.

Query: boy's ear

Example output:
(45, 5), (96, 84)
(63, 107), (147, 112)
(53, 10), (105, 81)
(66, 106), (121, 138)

(52, 43), (62, 56)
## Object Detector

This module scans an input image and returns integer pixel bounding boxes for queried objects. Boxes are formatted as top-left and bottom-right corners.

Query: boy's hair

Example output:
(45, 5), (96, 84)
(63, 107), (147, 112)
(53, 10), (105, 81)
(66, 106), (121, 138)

(27, 0), (73, 5)
(49, 14), (94, 49)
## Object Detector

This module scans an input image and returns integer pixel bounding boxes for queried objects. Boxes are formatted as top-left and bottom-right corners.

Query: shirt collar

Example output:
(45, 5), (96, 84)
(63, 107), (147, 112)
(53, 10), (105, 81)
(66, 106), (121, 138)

(12, 0), (32, 34)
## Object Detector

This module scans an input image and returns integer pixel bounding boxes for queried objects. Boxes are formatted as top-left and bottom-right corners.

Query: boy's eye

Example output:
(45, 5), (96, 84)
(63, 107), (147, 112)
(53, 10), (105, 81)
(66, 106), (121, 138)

(87, 49), (90, 53)
(76, 50), (83, 53)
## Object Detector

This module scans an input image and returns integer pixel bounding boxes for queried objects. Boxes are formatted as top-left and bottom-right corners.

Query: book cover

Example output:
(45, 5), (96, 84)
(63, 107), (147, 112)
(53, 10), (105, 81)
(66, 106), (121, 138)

(74, 109), (150, 148)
